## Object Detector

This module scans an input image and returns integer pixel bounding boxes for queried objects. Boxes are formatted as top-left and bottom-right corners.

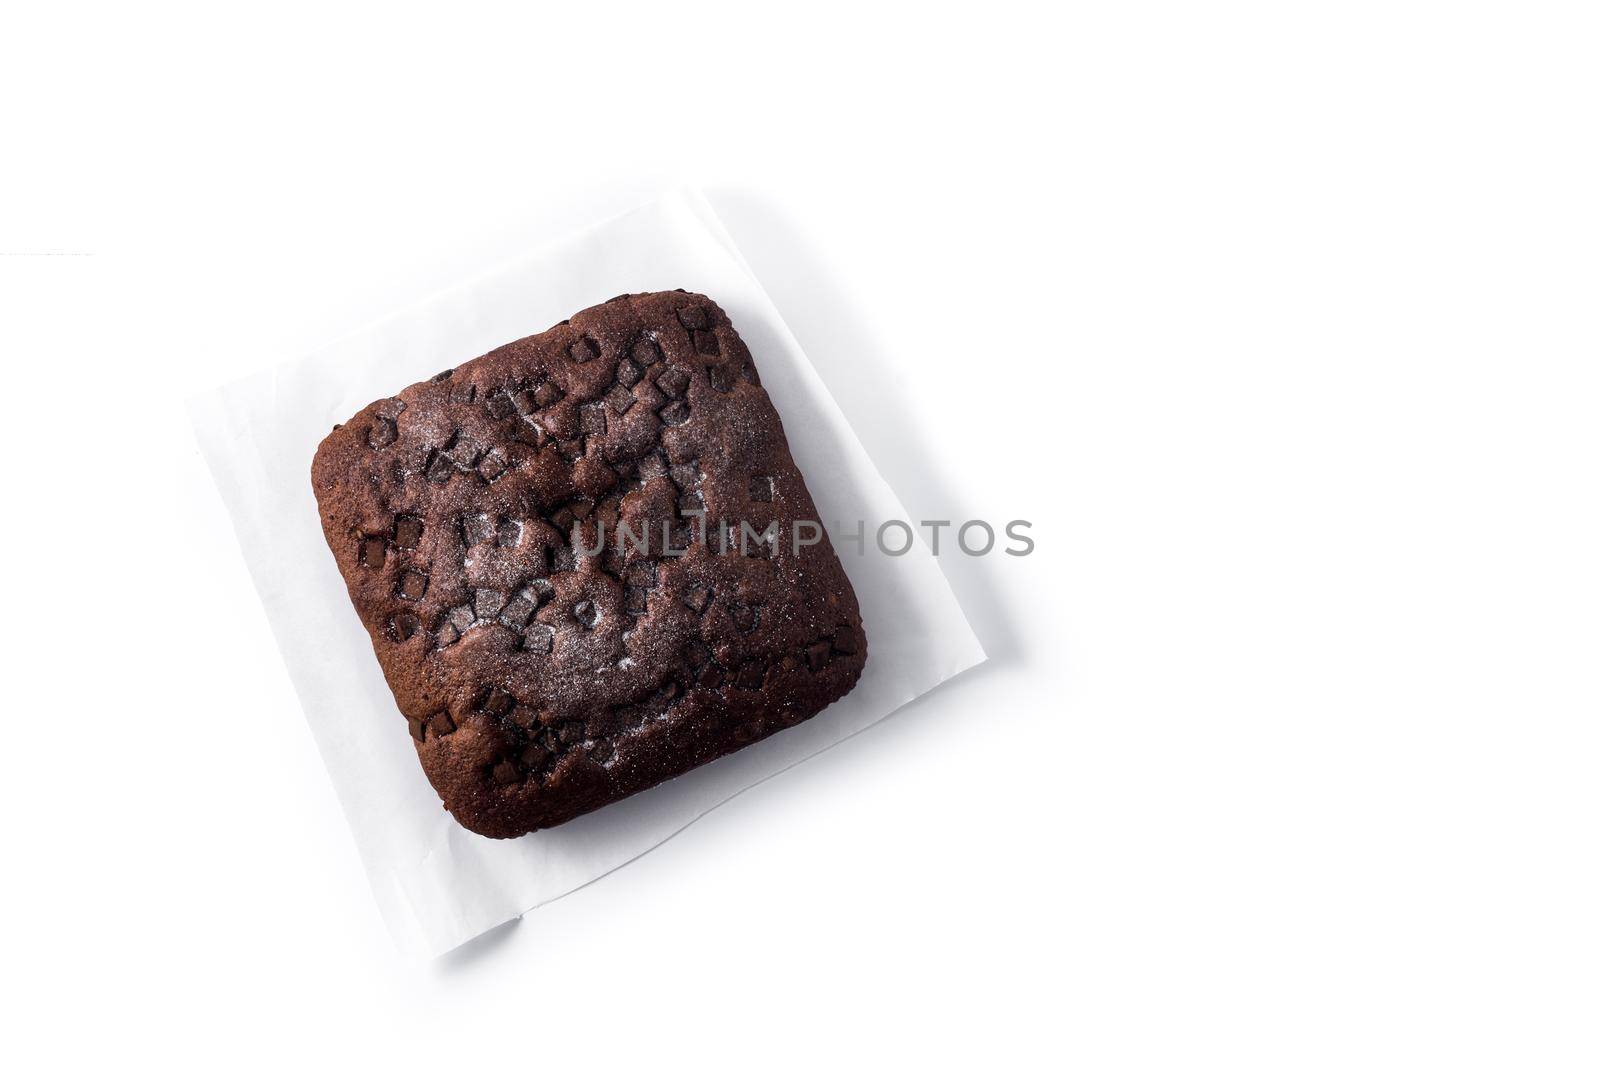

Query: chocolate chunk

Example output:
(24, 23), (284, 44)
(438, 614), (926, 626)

(532, 379), (564, 409)
(606, 384), (637, 415)
(484, 390), (515, 420)
(444, 435), (484, 469)
(368, 416), (398, 448)
(389, 613), (420, 641)
(523, 623), (555, 653)
(359, 536), (386, 568)
(512, 420), (542, 447)
(475, 588), (506, 620)
(477, 451), (508, 482)
(393, 515), (424, 550)
(633, 378), (667, 413)
(657, 367), (690, 398)
(832, 625), (860, 655)
(461, 513), (494, 546)
(692, 329), (720, 356)
(499, 592), (537, 628)
(424, 452), (455, 483)
(540, 404), (579, 441)
(729, 602), (759, 634)
(631, 337), (662, 365)
(396, 569), (428, 601)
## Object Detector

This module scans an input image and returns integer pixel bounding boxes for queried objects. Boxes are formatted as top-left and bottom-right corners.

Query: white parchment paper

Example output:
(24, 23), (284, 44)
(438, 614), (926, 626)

(189, 189), (985, 957)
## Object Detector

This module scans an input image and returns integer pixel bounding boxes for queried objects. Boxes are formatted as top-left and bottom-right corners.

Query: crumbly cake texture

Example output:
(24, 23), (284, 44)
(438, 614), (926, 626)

(311, 292), (866, 838)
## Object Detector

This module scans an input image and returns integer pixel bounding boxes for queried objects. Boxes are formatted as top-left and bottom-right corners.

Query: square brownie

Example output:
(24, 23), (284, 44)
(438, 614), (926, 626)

(311, 292), (866, 838)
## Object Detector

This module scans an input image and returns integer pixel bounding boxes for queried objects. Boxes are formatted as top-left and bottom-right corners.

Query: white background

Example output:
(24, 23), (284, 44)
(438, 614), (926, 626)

(3, 2), (1596, 1063)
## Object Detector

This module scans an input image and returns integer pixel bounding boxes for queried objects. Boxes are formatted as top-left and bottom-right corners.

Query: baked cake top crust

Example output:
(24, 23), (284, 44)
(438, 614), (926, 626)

(311, 292), (865, 837)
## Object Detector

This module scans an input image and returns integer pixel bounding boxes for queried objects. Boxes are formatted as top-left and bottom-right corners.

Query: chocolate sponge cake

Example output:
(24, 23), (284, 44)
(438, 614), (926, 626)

(311, 292), (866, 838)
